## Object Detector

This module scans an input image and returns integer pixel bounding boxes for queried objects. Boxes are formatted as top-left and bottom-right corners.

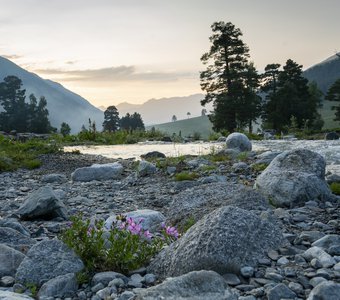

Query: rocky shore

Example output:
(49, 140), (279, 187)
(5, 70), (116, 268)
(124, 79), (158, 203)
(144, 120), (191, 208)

(0, 133), (339, 300)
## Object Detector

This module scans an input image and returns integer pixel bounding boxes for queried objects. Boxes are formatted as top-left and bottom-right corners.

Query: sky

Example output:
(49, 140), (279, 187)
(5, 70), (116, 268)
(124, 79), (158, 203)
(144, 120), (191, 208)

(0, 0), (339, 107)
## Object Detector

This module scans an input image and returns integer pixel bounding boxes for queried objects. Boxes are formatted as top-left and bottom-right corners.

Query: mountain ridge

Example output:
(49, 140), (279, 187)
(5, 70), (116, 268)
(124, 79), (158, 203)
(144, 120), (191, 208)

(0, 56), (104, 133)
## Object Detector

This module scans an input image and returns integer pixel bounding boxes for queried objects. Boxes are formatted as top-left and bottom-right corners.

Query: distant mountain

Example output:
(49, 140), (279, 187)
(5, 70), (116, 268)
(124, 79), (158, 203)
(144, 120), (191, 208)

(116, 94), (212, 125)
(0, 56), (104, 133)
(303, 53), (340, 94)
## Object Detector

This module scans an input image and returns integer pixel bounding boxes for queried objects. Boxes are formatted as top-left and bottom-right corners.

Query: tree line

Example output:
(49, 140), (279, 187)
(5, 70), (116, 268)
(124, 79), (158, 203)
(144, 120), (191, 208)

(0, 75), (145, 135)
(102, 106), (144, 132)
(200, 21), (340, 133)
(0, 76), (54, 133)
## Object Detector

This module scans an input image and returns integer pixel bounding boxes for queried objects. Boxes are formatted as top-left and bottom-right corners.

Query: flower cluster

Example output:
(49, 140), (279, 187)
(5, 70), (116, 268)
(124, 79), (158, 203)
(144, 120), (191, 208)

(61, 214), (179, 274)
(161, 222), (179, 239)
(118, 216), (152, 239)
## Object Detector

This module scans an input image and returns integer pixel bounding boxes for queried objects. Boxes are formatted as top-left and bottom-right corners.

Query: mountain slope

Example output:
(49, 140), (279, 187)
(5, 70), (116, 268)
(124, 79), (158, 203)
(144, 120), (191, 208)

(0, 56), (104, 132)
(116, 94), (212, 125)
(303, 53), (340, 94)
(146, 115), (214, 139)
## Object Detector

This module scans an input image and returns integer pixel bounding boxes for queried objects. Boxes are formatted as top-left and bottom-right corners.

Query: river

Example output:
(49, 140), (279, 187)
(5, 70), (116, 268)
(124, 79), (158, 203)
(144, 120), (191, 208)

(64, 139), (340, 174)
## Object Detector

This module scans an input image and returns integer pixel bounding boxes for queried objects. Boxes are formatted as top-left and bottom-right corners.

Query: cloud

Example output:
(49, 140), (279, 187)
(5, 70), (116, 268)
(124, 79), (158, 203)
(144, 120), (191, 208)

(65, 60), (77, 65)
(34, 65), (195, 83)
(2, 54), (23, 60)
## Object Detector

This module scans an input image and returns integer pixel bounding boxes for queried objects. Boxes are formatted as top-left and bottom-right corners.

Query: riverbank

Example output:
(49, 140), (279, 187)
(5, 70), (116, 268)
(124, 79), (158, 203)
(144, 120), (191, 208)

(0, 140), (339, 299)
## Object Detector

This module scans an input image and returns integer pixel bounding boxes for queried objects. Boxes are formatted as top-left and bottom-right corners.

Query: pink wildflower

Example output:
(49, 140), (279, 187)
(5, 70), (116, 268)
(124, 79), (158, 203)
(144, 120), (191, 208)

(144, 230), (152, 239)
(165, 226), (179, 239)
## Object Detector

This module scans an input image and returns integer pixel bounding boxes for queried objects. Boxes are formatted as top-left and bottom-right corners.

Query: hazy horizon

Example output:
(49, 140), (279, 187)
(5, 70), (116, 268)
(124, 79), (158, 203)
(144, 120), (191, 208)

(1, 0), (339, 106)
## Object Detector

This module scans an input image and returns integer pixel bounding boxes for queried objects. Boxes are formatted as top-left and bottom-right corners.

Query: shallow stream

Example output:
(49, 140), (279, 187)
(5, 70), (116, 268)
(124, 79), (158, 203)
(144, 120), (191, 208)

(64, 139), (340, 175)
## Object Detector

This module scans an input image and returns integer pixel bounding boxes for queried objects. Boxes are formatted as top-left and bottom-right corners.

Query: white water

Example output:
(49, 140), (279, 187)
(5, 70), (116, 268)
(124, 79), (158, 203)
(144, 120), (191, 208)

(64, 139), (340, 174)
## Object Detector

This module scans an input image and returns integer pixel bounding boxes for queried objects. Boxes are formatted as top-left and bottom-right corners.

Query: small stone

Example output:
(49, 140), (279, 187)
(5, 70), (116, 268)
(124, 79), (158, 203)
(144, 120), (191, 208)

(310, 276), (327, 287)
(143, 274), (157, 285)
(258, 258), (271, 266)
(311, 258), (323, 269)
(239, 296), (256, 300)
(0, 276), (15, 287)
(303, 246), (336, 268)
(91, 283), (104, 293)
(240, 266), (254, 278)
(284, 267), (297, 277)
(277, 256), (290, 266)
(266, 283), (297, 300)
(108, 278), (125, 288)
(77, 291), (87, 300)
(117, 290), (135, 300)
(334, 262), (340, 272)
(267, 250), (279, 261)
(288, 282), (304, 294)
(222, 273), (241, 286)
(96, 287), (111, 299)
(265, 272), (283, 282)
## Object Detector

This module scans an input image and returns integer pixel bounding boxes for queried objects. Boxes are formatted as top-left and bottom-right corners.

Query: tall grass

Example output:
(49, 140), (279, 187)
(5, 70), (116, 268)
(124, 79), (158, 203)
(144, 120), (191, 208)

(0, 135), (61, 172)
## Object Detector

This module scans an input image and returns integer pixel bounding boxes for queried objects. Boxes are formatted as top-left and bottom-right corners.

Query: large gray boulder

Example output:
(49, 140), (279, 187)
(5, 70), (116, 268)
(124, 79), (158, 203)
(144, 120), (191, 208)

(0, 291), (34, 299)
(37, 273), (78, 299)
(255, 149), (332, 208)
(0, 227), (36, 253)
(167, 183), (270, 227)
(105, 209), (166, 232)
(0, 244), (26, 277)
(71, 162), (123, 182)
(307, 281), (340, 300)
(148, 206), (284, 279)
(135, 270), (237, 300)
(226, 132), (252, 152)
(15, 239), (84, 287)
(17, 186), (68, 220)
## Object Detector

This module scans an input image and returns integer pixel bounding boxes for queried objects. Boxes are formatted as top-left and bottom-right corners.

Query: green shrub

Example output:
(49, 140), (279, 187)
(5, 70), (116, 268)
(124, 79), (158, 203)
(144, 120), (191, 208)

(0, 136), (61, 172)
(174, 171), (199, 181)
(180, 216), (196, 233)
(237, 152), (249, 161)
(330, 182), (340, 195)
(60, 214), (178, 274)
(251, 163), (268, 172)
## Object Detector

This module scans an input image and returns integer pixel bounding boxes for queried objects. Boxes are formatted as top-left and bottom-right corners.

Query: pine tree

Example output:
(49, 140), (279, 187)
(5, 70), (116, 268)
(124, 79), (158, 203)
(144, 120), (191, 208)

(263, 59), (321, 131)
(103, 106), (120, 132)
(200, 21), (260, 132)
(325, 78), (340, 122)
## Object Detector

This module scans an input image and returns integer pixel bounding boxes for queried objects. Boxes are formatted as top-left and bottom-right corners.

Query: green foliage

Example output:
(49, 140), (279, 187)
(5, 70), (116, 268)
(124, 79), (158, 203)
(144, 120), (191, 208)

(174, 171), (199, 181)
(329, 182), (340, 195)
(208, 132), (222, 141)
(325, 78), (340, 123)
(60, 122), (71, 137)
(251, 163), (268, 172)
(237, 152), (249, 161)
(180, 216), (196, 233)
(0, 76), (54, 133)
(263, 60), (322, 131)
(200, 21), (261, 133)
(60, 214), (178, 275)
(153, 156), (186, 170)
(120, 112), (145, 131)
(103, 106), (120, 132)
(25, 283), (38, 298)
(192, 132), (201, 141)
(0, 135), (60, 172)
(57, 129), (167, 145)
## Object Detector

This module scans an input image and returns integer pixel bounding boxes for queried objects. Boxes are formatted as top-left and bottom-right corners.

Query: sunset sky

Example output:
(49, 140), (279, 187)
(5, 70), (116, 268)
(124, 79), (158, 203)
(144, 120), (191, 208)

(1, 0), (339, 107)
